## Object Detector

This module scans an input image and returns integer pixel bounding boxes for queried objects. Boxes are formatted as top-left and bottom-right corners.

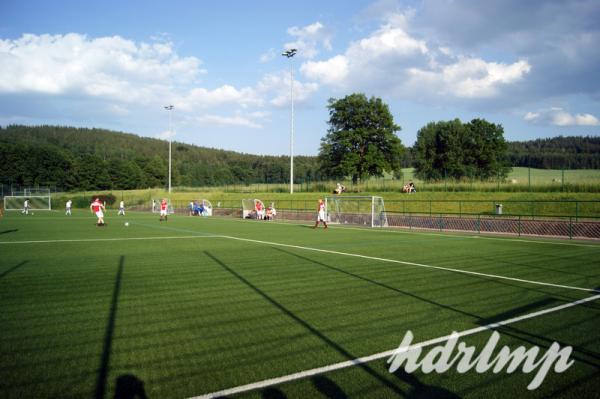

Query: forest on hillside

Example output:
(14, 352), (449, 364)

(1, 125), (598, 191)
(0, 125), (328, 191)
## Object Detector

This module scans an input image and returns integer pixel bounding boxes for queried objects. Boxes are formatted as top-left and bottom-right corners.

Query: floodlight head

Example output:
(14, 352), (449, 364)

(164, 105), (174, 110)
(282, 49), (297, 58)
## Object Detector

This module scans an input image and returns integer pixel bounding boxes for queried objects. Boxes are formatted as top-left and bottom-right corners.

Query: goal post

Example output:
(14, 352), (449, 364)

(3, 195), (52, 211)
(325, 196), (387, 228)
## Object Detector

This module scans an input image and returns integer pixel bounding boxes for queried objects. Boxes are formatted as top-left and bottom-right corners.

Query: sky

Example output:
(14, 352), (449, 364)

(1, 0), (599, 155)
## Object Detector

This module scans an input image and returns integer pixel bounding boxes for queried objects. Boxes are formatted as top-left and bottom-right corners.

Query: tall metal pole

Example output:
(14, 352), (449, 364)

(282, 49), (297, 194)
(164, 105), (174, 193)
(290, 61), (294, 194)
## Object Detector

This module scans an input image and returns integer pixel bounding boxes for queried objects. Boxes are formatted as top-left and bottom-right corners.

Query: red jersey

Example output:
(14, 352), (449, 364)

(318, 202), (325, 212)
(91, 200), (102, 212)
(161, 200), (168, 211)
(256, 202), (262, 211)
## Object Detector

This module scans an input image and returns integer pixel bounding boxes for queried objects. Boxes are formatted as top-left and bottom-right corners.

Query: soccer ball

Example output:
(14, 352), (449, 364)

(125, 222), (129, 227)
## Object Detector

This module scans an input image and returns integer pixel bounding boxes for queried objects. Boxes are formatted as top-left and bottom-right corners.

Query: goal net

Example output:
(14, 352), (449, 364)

(3, 195), (52, 211)
(325, 196), (388, 228)
(151, 198), (174, 214)
(242, 198), (264, 219)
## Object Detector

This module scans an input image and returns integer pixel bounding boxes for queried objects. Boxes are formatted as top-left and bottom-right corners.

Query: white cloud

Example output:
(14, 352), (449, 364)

(300, 12), (531, 101)
(259, 48), (276, 63)
(523, 107), (600, 126)
(0, 33), (200, 101)
(301, 55), (349, 87)
(195, 114), (263, 129)
(284, 21), (332, 59)
(156, 130), (176, 140)
(256, 72), (319, 107)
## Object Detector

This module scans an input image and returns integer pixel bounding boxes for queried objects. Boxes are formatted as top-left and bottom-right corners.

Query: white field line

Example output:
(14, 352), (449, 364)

(217, 235), (600, 294)
(189, 292), (600, 398)
(1, 230), (596, 294)
(0, 235), (223, 245)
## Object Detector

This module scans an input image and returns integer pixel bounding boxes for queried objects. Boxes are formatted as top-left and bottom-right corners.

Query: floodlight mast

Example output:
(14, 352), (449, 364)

(164, 105), (174, 193)
(282, 48), (297, 194)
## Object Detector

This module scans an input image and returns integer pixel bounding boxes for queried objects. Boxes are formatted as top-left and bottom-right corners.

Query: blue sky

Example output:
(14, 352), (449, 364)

(1, 0), (599, 155)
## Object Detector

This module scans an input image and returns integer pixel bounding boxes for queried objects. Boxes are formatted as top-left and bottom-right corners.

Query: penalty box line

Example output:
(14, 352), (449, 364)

(218, 235), (600, 294)
(189, 292), (600, 398)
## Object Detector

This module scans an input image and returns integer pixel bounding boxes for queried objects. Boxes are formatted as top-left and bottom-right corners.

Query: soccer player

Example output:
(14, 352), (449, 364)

(90, 198), (106, 226)
(313, 199), (328, 229)
(159, 198), (168, 221)
(22, 198), (30, 215)
(255, 201), (263, 220)
(118, 200), (125, 216)
(65, 199), (72, 216)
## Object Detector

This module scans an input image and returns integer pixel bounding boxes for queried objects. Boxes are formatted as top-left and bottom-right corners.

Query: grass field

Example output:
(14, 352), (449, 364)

(1, 211), (599, 398)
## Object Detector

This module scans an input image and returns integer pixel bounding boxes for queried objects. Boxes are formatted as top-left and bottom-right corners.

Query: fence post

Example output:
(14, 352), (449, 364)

(561, 168), (564, 192)
(518, 216), (521, 237)
(429, 200), (432, 217)
(575, 202), (579, 222)
(459, 201), (462, 218)
(477, 214), (480, 234)
(569, 217), (573, 240)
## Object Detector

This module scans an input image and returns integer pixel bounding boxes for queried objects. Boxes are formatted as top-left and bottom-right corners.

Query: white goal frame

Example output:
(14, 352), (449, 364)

(3, 195), (52, 211)
(325, 196), (388, 228)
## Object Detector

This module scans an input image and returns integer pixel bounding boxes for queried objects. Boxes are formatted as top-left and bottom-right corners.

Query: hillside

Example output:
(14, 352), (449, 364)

(0, 125), (324, 191)
(1, 125), (598, 192)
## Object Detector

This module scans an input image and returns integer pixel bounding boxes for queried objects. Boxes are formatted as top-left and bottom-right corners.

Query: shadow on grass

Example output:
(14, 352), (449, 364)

(114, 374), (148, 399)
(0, 228), (18, 235)
(0, 260), (28, 279)
(94, 255), (125, 399)
(261, 387), (288, 398)
(476, 297), (556, 325)
(272, 247), (480, 320)
(393, 369), (461, 399)
(204, 251), (406, 396)
(312, 375), (348, 398)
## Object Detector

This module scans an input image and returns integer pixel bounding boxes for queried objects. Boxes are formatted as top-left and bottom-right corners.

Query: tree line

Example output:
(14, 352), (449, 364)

(1, 96), (598, 191)
(0, 125), (326, 191)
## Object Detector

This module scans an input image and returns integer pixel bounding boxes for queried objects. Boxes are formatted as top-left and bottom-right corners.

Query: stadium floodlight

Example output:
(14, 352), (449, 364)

(164, 105), (174, 193)
(281, 48), (297, 194)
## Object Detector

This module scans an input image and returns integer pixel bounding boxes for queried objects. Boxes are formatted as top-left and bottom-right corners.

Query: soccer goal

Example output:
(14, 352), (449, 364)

(3, 195), (52, 211)
(151, 198), (174, 214)
(242, 199), (264, 219)
(325, 196), (388, 228)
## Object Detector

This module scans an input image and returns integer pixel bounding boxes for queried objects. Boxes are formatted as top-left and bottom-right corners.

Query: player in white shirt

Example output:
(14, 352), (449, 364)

(22, 199), (30, 215)
(313, 199), (328, 229)
(118, 200), (125, 216)
(66, 199), (72, 215)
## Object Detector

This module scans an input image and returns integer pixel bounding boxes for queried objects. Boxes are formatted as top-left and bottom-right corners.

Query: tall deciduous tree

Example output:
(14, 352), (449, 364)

(413, 118), (510, 180)
(318, 93), (404, 183)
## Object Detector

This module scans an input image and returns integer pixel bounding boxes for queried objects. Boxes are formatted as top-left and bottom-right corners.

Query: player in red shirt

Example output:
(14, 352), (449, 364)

(313, 199), (328, 229)
(159, 198), (168, 221)
(90, 198), (106, 226)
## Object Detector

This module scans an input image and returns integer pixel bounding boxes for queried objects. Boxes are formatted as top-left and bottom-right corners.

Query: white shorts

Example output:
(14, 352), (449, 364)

(96, 211), (104, 218)
(160, 209), (167, 216)
(318, 210), (325, 221)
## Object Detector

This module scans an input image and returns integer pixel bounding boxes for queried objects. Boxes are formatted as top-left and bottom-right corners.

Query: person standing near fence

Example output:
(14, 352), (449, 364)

(65, 199), (72, 216)
(118, 200), (125, 216)
(313, 199), (328, 229)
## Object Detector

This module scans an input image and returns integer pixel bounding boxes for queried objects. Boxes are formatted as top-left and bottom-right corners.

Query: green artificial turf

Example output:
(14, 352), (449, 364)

(1, 210), (599, 398)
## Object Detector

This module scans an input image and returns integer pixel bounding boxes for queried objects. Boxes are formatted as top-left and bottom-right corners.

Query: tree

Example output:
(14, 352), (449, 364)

(318, 93), (404, 183)
(413, 118), (509, 180)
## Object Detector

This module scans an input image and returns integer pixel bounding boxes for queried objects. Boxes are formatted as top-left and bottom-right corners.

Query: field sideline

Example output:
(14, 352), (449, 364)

(1, 210), (599, 398)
